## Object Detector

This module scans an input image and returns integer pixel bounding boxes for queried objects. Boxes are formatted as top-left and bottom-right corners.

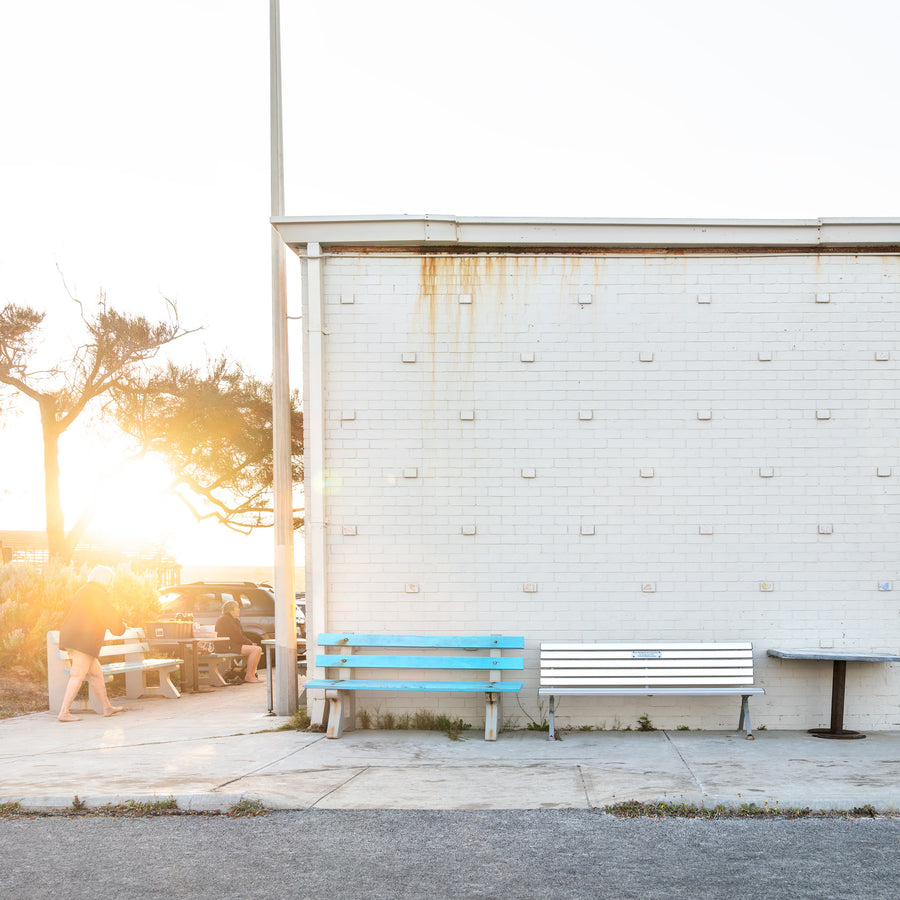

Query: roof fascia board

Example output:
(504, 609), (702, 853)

(271, 215), (900, 251)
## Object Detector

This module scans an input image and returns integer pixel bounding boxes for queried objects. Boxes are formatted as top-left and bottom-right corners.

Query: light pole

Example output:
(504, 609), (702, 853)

(270, 0), (298, 715)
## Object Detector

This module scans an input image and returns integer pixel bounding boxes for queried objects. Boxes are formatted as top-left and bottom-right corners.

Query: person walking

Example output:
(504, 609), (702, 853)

(57, 565), (127, 722)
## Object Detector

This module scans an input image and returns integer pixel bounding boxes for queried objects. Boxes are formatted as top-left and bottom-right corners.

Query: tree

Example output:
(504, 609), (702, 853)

(112, 357), (304, 533)
(0, 292), (194, 561)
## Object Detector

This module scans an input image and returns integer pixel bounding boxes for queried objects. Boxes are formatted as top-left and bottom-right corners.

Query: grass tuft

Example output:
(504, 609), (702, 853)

(605, 800), (894, 819)
(850, 804), (878, 818)
(227, 799), (270, 818)
(92, 798), (181, 817)
(357, 708), (471, 739)
(275, 709), (311, 731)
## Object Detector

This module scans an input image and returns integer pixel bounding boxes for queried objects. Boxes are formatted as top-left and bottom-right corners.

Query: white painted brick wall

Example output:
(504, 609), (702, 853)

(307, 252), (900, 732)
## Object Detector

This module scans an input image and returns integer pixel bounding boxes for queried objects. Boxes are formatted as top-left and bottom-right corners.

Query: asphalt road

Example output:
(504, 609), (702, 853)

(1, 810), (897, 899)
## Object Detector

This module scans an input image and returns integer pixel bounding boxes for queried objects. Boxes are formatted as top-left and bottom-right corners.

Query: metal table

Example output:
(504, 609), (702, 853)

(767, 648), (900, 739)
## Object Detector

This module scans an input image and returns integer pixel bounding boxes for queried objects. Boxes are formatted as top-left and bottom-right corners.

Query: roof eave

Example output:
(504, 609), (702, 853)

(271, 215), (900, 252)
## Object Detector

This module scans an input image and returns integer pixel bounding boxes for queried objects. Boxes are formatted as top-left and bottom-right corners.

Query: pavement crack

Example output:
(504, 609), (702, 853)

(663, 730), (706, 795)
(310, 766), (370, 808)
(213, 737), (331, 790)
(577, 764), (593, 808)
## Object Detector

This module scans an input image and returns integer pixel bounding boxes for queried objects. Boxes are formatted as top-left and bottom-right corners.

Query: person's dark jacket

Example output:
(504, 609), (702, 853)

(215, 613), (248, 653)
(59, 582), (126, 659)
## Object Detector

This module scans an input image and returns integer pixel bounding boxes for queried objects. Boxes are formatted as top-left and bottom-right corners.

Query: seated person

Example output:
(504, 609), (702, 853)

(214, 600), (263, 683)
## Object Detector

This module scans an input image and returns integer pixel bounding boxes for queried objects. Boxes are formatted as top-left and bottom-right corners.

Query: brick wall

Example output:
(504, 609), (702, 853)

(307, 250), (900, 731)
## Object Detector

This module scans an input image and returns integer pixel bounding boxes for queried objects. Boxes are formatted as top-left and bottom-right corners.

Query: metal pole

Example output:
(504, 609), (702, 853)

(829, 659), (846, 735)
(270, 0), (298, 715)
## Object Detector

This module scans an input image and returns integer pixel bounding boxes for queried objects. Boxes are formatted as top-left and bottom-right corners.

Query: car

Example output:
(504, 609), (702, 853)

(156, 582), (306, 657)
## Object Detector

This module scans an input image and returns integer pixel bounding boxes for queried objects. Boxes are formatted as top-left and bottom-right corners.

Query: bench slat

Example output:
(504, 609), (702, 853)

(317, 653), (523, 671)
(541, 659), (753, 675)
(538, 687), (765, 696)
(318, 634), (525, 649)
(541, 650), (753, 661)
(541, 642), (753, 651)
(541, 675), (757, 687)
(98, 642), (152, 659)
(541, 667), (755, 679)
(94, 659), (184, 676)
(305, 678), (523, 693)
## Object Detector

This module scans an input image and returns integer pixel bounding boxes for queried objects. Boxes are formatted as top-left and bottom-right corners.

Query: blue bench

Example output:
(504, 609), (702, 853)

(305, 633), (525, 740)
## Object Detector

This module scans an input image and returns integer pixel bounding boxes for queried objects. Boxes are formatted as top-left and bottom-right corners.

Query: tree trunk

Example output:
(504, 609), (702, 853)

(39, 397), (68, 562)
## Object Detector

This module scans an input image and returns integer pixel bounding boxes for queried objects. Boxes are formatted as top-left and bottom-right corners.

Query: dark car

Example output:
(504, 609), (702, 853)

(157, 582), (305, 651)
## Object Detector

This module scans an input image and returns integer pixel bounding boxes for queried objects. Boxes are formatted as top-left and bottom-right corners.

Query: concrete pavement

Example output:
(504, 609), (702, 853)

(2, 684), (898, 813)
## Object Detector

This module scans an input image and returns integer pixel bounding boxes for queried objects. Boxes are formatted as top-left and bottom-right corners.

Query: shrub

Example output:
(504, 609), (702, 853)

(0, 563), (161, 677)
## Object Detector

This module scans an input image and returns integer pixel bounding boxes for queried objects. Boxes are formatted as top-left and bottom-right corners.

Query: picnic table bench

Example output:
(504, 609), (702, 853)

(539, 641), (764, 740)
(305, 633), (525, 740)
(47, 627), (183, 714)
(199, 648), (248, 686)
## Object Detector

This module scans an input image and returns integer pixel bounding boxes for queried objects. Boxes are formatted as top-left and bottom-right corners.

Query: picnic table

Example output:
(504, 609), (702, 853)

(149, 636), (232, 693)
(767, 648), (900, 739)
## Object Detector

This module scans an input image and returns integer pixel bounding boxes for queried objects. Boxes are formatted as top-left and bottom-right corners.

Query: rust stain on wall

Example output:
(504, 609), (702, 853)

(418, 253), (611, 337)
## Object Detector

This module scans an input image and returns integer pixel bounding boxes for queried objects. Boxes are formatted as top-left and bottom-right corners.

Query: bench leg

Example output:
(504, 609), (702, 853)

(124, 667), (144, 700)
(208, 659), (228, 687)
(548, 695), (555, 741)
(123, 665), (182, 701)
(485, 692), (500, 741)
(324, 690), (355, 739)
(738, 694), (754, 740)
(157, 664), (182, 700)
(204, 657), (229, 687)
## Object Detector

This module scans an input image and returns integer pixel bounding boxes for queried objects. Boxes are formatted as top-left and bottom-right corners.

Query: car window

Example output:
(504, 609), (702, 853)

(220, 591), (252, 613)
(191, 593), (222, 616)
(159, 592), (189, 615)
(242, 590), (274, 616)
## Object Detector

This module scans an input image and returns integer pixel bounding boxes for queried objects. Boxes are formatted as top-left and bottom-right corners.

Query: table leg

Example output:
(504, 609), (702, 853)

(809, 659), (865, 740)
(180, 643), (195, 692)
(265, 644), (275, 715)
(191, 641), (201, 693)
(181, 640), (213, 694)
(181, 641), (200, 694)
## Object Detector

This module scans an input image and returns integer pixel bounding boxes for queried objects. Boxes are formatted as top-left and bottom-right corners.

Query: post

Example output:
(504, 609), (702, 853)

(270, 0), (298, 714)
(830, 659), (847, 735)
(302, 242), (328, 727)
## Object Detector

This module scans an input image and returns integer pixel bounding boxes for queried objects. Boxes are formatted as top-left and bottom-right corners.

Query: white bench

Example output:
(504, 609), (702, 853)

(47, 628), (183, 714)
(539, 641), (764, 740)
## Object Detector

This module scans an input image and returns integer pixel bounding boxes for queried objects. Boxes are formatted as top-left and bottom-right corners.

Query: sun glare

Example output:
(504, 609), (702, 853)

(56, 441), (275, 567)
(76, 454), (183, 547)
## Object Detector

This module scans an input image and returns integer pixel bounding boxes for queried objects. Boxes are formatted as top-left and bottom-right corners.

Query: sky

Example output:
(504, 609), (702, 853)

(1, 0), (899, 566)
